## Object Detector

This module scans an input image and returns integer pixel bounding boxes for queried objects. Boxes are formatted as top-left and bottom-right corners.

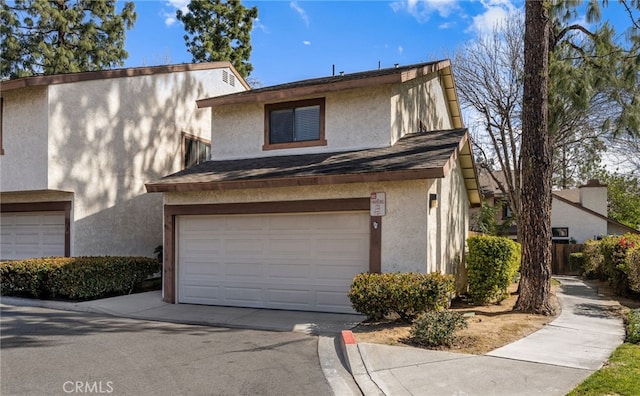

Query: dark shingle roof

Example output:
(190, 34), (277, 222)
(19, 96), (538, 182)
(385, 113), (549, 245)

(146, 129), (468, 192)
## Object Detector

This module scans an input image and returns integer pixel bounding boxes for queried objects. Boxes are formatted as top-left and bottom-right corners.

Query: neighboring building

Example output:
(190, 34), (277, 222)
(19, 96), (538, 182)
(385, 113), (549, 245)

(0, 62), (248, 260)
(474, 169), (639, 243)
(146, 60), (482, 313)
(551, 179), (638, 243)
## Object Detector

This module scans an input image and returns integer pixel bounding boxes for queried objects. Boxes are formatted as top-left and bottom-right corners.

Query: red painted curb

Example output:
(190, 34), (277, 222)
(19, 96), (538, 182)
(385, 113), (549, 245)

(341, 329), (357, 344)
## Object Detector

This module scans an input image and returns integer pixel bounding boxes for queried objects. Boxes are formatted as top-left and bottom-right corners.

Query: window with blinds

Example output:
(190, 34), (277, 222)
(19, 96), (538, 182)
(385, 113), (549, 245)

(264, 98), (326, 150)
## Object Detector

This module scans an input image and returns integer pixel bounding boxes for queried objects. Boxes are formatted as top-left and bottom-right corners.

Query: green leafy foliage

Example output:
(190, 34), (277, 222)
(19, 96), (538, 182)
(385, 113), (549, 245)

(593, 171), (640, 230)
(348, 272), (455, 321)
(409, 310), (468, 347)
(626, 247), (640, 293)
(177, 0), (258, 77)
(467, 235), (521, 304)
(0, 257), (160, 300)
(627, 309), (640, 344)
(0, 0), (137, 79)
(569, 252), (584, 273)
(581, 239), (605, 279)
(582, 234), (640, 295)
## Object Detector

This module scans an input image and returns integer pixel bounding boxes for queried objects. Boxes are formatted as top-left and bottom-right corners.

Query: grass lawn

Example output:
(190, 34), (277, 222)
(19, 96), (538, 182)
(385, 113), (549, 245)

(567, 343), (640, 395)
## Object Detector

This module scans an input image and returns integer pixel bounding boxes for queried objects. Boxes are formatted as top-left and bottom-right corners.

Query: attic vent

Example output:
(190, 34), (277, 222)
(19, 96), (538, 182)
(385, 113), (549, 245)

(222, 69), (235, 86)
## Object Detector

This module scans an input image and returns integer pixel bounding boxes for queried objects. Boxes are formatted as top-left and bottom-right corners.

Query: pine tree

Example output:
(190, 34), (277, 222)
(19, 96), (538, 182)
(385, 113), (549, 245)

(515, 0), (555, 315)
(177, 0), (258, 77)
(0, 0), (136, 79)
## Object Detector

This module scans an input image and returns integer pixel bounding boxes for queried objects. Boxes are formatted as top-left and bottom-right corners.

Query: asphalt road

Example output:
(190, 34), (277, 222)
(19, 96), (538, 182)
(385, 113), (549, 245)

(1, 304), (333, 396)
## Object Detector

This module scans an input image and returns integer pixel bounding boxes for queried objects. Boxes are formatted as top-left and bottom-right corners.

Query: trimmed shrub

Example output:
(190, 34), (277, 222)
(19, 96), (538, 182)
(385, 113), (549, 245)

(0, 258), (64, 297)
(348, 272), (455, 321)
(582, 239), (605, 279)
(409, 310), (467, 347)
(626, 247), (640, 293)
(0, 257), (161, 300)
(569, 252), (584, 274)
(467, 235), (521, 304)
(627, 309), (640, 344)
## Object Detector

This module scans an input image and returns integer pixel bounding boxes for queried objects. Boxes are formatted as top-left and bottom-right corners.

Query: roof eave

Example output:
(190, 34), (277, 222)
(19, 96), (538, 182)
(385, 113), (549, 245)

(196, 60), (452, 108)
(146, 167), (446, 193)
(0, 61), (248, 93)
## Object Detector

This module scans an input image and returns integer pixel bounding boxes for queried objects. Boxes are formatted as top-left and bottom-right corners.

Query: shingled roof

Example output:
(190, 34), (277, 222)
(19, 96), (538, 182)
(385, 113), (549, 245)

(195, 60), (462, 129)
(146, 128), (480, 206)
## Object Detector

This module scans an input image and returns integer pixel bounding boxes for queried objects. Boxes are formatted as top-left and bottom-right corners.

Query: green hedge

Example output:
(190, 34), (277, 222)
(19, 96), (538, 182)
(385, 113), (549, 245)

(467, 235), (521, 304)
(582, 234), (640, 295)
(1, 257), (161, 300)
(348, 272), (455, 321)
(627, 309), (640, 344)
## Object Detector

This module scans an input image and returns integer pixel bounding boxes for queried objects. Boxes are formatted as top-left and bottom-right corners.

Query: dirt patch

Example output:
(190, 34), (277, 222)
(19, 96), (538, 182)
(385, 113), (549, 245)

(352, 282), (562, 355)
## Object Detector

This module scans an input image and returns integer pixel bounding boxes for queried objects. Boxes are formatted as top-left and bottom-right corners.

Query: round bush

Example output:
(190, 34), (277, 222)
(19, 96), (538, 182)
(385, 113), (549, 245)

(409, 310), (467, 347)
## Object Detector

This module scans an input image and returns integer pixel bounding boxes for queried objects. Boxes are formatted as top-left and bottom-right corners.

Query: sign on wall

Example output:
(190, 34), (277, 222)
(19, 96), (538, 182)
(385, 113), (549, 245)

(370, 192), (386, 216)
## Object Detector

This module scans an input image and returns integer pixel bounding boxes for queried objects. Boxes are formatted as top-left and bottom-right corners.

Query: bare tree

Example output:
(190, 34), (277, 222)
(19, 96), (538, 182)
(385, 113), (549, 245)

(453, 15), (524, 237)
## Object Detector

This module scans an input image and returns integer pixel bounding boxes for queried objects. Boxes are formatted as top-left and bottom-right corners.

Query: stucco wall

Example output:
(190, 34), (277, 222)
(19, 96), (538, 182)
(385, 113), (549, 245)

(2, 67), (245, 257)
(163, 179), (436, 273)
(551, 198), (607, 243)
(390, 73), (452, 144)
(0, 87), (49, 191)
(426, 158), (469, 274)
(210, 85), (393, 160)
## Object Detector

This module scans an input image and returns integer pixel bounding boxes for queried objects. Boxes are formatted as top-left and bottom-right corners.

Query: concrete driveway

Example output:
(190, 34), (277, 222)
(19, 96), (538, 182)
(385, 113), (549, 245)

(1, 304), (333, 396)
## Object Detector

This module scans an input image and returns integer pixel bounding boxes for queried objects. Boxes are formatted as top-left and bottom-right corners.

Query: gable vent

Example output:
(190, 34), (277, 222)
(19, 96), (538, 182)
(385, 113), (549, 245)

(222, 69), (236, 87)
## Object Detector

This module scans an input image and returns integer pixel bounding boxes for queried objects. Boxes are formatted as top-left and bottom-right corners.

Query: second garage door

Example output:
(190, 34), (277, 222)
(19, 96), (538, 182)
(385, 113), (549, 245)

(177, 211), (370, 313)
(0, 212), (66, 260)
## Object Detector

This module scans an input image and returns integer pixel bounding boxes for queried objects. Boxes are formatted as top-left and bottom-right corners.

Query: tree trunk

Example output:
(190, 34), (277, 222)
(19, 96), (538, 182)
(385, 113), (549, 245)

(514, 0), (555, 315)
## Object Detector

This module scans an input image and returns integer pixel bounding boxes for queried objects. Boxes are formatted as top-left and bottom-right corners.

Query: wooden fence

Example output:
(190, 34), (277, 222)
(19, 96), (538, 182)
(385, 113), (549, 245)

(551, 243), (584, 275)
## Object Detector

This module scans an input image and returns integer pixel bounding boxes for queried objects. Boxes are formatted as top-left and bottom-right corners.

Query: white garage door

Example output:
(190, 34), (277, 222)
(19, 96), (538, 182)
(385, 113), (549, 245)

(177, 211), (370, 313)
(0, 212), (66, 260)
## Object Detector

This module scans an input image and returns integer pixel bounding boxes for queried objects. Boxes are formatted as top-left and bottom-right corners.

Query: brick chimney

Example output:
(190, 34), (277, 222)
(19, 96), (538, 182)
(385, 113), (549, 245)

(579, 179), (608, 216)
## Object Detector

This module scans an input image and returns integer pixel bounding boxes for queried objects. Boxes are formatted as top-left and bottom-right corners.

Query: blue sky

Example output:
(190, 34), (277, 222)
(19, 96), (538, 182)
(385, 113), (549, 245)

(123, 1), (635, 87)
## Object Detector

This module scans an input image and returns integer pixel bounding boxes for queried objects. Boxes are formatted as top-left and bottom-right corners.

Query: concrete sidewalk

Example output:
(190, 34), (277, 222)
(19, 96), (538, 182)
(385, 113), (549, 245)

(341, 276), (626, 396)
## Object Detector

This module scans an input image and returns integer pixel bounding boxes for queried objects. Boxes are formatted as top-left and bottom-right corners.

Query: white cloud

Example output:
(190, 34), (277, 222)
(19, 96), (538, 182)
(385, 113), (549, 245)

(398, 45), (404, 54)
(438, 21), (455, 29)
(390, 0), (460, 22)
(469, 0), (520, 36)
(290, 1), (310, 27)
(303, 40), (311, 46)
(253, 18), (268, 33)
(163, 0), (189, 26)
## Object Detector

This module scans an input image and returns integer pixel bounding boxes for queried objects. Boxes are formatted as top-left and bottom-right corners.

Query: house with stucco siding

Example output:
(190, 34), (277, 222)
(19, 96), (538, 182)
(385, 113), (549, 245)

(0, 62), (247, 260)
(474, 170), (639, 242)
(146, 60), (482, 313)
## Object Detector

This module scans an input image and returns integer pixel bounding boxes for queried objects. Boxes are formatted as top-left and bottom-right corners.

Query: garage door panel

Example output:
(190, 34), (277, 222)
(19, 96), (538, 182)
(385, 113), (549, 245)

(225, 239), (264, 255)
(267, 262), (312, 280)
(182, 260), (222, 276)
(225, 286), (263, 303)
(181, 285), (221, 301)
(268, 238), (313, 255)
(223, 262), (263, 278)
(182, 238), (223, 255)
(225, 215), (267, 231)
(178, 211), (369, 313)
(316, 238), (368, 258)
(268, 215), (312, 231)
